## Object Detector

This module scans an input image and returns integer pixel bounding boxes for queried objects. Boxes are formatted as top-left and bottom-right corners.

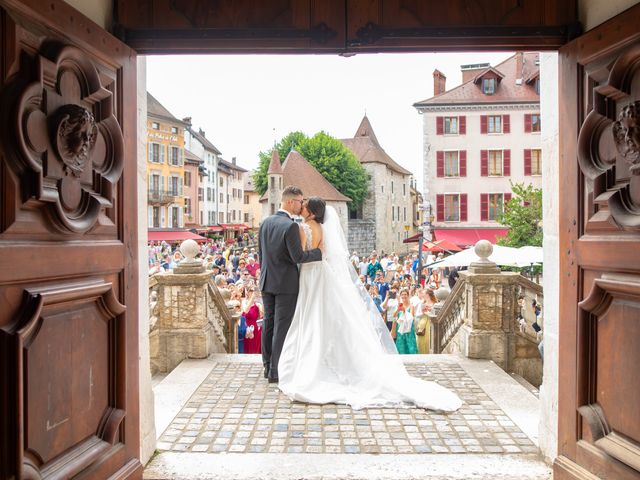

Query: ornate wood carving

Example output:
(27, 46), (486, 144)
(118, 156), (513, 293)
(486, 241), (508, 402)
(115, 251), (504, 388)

(577, 45), (640, 230)
(2, 44), (124, 234)
(577, 274), (640, 473)
(0, 279), (126, 479)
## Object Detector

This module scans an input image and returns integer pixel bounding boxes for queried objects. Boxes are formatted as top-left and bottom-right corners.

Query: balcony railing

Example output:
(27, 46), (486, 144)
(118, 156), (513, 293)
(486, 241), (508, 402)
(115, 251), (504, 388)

(148, 189), (178, 204)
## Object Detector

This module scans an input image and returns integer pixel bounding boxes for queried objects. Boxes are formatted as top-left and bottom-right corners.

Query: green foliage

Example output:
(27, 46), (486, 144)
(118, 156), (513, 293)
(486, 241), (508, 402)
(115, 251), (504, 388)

(497, 182), (543, 247)
(253, 131), (369, 209)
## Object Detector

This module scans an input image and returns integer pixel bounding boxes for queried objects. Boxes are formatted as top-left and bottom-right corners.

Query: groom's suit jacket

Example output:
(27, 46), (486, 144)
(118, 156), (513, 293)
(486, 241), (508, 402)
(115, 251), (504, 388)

(258, 211), (322, 295)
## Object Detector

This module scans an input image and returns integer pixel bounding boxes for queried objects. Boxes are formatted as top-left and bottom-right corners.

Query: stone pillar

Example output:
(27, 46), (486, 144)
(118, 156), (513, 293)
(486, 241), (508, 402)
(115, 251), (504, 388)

(150, 240), (225, 373)
(456, 241), (520, 370)
(428, 287), (450, 353)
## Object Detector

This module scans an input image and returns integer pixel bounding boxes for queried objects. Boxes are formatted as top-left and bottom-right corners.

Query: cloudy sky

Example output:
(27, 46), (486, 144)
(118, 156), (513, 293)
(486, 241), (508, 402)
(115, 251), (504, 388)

(146, 51), (512, 186)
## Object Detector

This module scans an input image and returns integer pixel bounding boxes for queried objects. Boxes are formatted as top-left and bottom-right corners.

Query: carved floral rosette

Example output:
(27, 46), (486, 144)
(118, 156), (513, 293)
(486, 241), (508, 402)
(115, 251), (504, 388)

(577, 45), (640, 229)
(8, 44), (124, 233)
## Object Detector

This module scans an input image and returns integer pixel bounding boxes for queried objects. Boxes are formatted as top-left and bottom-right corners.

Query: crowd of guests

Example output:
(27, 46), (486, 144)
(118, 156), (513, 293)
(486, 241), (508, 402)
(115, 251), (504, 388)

(148, 238), (264, 355)
(352, 250), (461, 355)
(149, 237), (464, 357)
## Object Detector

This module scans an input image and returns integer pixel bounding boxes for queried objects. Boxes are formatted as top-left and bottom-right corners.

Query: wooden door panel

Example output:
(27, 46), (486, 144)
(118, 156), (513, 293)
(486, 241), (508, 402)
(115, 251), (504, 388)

(0, 1), (140, 479)
(557, 4), (640, 479)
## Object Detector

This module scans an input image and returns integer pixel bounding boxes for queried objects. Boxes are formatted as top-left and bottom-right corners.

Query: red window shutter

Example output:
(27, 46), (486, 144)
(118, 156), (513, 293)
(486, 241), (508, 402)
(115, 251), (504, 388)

(459, 116), (466, 134)
(524, 149), (532, 175)
(503, 114), (510, 133)
(459, 151), (467, 177)
(524, 113), (532, 133)
(503, 149), (511, 176)
(436, 194), (445, 222)
(436, 116), (444, 135)
(481, 150), (488, 176)
(436, 151), (444, 177)
(480, 115), (487, 134)
(460, 194), (468, 222)
(504, 192), (512, 204)
(480, 194), (489, 221)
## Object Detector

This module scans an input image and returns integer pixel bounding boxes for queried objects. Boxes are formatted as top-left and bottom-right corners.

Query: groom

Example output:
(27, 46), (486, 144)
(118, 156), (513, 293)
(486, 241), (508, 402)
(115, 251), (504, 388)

(258, 185), (322, 383)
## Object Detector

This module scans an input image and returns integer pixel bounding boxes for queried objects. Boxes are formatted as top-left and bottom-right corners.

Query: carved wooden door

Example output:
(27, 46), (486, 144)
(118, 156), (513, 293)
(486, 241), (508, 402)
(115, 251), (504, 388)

(556, 4), (640, 479)
(0, 0), (141, 478)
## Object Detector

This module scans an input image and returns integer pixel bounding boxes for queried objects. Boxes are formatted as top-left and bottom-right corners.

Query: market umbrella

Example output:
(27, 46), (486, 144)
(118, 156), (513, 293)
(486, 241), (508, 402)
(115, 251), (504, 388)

(425, 244), (522, 268)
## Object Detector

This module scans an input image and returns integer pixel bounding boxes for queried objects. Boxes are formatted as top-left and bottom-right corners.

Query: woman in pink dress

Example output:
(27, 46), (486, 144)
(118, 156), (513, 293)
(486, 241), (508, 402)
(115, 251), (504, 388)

(242, 287), (262, 354)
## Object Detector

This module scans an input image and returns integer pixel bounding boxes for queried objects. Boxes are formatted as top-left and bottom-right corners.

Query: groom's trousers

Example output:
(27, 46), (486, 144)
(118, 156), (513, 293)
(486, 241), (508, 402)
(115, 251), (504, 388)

(261, 292), (297, 380)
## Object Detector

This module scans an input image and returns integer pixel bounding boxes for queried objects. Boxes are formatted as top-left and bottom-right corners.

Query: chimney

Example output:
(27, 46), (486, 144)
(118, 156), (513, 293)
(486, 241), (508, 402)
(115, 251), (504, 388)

(199, 128), (205, 137)
(433, 69), (446, 96)
(182, 116), (192, 125)
(460, 63), (491, 84)
(232, 156), (236, 165)
(515, 51), (524, 84)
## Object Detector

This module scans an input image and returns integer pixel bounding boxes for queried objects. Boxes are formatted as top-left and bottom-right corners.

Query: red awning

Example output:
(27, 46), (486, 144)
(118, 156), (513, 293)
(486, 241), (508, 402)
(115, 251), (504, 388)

(148, 230), (208, 242)
(433, 228), (508, 247)
(402, 232), (421, 244)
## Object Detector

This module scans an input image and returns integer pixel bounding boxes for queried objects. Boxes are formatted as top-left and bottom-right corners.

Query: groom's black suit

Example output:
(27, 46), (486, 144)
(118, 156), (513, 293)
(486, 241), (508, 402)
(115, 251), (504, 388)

(258, 210), (322, 381)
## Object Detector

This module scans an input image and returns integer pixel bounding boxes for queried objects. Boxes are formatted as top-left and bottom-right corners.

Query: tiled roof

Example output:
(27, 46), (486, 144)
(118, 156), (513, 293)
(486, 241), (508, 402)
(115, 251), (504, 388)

(413, 52), (540, 107)
(267, 149), (283, 174)
(218, 158), (248, 173)
(260, 150), (351, 203)
(184, 149), (203, 164)
(188, 127), (222, 155)
(341, 116), (412, 176)
(147, 92), (186, 124)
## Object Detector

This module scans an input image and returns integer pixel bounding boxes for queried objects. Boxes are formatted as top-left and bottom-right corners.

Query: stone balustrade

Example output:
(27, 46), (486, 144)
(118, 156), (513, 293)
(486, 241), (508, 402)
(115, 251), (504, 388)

(149, 240), (236, 375)
(429, 240), (544, 387)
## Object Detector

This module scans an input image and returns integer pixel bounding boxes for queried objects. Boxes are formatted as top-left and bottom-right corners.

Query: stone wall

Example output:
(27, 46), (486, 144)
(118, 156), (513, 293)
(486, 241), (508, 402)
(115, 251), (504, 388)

(347, 219), (376, 255)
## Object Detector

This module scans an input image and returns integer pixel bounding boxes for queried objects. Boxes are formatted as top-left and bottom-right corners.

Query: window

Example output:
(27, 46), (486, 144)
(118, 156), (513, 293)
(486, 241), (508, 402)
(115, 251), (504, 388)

(150, 174), (160, 192)
(392, 205), (394, 221)
(531, 114), (541, 132)
(403, 183), (406, 195)
(171, 126), (178, 134)
(219, 212), (224, 223)
(151, 122), (159, 130)
(220, 177), (224, 187)
(391, 181), (394, 193)
(244, 194), (249, 204)
(171, 206), (180, 228)
(184, 171), (191, 187)
(244, 213), (249, 222)
(184, 197), (191, 215)
(169, 176), (179, 195)
(531, 149), (542, 175)
(232, 210), (236, 221)
(198, 188), (203, 201)
(149, 143), (162, 163)
(445, 151), (459, 177)
(220, 193), (223, 203)
(488, 193), (504, 221)
(482, 78), (495, 95)
(488, 115), (502, 133)
(403, 207), (406, 221)
(534, 78), (540, 95)
(170, 146), (181, 166)
(488, 150), (503, 176)
(152, 206), (160, 228)
(207, 188), (212, 201)
(444, 116), (458, 134)
(444, 194), (460, 222)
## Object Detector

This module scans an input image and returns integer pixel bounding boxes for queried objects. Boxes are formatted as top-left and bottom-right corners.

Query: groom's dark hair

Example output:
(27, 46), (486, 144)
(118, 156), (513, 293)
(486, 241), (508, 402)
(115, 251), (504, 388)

(281, 185), (303, 201)
(306, 196), (326, 224)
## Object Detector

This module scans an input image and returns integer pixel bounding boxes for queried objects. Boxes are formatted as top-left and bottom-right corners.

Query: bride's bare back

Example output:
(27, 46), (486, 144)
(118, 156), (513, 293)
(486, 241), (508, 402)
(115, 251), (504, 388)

(299, 220), (323, 250)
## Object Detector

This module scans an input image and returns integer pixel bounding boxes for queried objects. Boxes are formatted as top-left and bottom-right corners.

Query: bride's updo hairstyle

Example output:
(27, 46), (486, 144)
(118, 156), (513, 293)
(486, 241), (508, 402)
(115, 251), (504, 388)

(306, 196), (326, 224)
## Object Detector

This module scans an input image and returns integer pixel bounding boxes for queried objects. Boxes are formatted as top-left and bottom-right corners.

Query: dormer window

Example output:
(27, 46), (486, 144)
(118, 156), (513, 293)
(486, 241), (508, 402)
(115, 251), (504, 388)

(482, 78), (495, 95)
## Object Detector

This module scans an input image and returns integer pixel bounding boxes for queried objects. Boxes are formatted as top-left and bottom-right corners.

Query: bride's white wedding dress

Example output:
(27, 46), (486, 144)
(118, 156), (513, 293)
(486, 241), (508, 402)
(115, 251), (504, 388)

(278, 206), (462, 412)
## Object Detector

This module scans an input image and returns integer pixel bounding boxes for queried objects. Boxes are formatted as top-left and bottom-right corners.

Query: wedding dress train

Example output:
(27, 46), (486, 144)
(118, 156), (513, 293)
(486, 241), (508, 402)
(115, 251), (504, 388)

(277, 207), (462, 412)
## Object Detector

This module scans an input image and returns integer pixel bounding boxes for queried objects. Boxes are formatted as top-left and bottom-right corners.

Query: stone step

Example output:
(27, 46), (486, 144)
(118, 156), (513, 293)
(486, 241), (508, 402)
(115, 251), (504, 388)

(143, 452), (551, 479)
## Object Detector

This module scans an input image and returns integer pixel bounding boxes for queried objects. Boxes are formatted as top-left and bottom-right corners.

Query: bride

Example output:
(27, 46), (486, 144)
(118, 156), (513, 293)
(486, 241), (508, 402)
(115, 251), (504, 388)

(278, 197), (462, 412)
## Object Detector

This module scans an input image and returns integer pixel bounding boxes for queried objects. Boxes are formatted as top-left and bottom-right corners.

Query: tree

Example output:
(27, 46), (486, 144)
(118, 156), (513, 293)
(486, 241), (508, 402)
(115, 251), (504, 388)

(497, 182), (543, 247)
(253, 131), (369, 209)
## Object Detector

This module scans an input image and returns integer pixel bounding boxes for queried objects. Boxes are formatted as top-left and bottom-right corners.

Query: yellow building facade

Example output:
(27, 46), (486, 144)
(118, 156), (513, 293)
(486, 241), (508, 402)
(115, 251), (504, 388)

(146, 93), (187, 229)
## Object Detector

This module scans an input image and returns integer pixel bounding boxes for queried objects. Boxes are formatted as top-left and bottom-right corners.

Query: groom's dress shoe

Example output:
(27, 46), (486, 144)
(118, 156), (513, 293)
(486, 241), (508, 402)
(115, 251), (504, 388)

(263, 367), (269, 379)
(268, 377), (279, 384)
